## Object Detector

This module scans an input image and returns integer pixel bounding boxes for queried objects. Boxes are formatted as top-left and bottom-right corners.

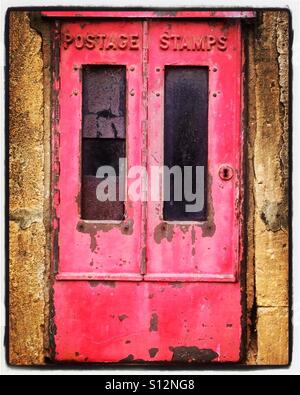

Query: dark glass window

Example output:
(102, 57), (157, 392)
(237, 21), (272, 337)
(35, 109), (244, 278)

(81, 66), (126, 220)
(163, 67), (208, 221)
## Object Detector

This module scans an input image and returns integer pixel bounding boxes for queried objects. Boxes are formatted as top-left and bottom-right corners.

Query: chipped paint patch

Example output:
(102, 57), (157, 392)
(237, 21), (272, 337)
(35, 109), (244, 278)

(88, 280), (116, 288)
(170, 282), (184, 288)
(119, 354), (145, 363)
(121, 219), (134, 236)
(119, 354), (135, 363)
(150, 313), (159, 332)
(169, 346), (218, 363)
(76, 218), (134, 252)
(149, 348), (159, 358)
(191, 226), (196, 245)
(154, 222), (175, 244)
(77, 222), (98, 252)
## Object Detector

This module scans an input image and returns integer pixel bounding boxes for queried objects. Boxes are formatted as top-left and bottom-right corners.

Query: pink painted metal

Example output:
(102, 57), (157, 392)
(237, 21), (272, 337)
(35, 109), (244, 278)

(145, 20), (242, 282)
(57, 21), (144, 279)
(42, 10), (256, 19)
(52, 16), (244, 364)
(54, 282), (242, 363)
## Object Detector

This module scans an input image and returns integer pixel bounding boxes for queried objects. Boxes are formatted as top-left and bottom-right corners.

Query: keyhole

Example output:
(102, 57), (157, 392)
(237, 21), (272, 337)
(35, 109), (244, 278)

(219, 165), (234, 181)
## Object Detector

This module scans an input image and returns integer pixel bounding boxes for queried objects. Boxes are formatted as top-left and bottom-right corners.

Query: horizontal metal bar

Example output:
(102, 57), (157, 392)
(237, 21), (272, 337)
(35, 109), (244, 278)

(143, 273), (237, 283)
(56, 273), (144, 281)
(41, 10), (256, 19)
(56, 272), (237, 282)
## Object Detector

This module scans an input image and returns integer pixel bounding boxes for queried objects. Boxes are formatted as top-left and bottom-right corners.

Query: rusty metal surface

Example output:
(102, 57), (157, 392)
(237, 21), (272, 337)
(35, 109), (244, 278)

(52, 18), (243, 363)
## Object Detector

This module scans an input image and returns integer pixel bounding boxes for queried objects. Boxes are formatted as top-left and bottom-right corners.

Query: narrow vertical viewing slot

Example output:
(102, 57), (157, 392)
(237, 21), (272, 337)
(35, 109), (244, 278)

(81, 66), (126, 221)
(163, 67), (208, 222)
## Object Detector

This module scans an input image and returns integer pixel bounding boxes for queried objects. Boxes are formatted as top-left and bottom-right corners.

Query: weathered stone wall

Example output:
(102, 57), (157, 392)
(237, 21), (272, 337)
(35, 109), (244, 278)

(8, 12), (50, 365)
(245, 11), (290, 365)
(7, 10), (290, 365)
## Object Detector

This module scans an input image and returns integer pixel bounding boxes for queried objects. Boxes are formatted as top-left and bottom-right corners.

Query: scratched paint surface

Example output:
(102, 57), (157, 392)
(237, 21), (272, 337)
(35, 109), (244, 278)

(54, 282), (241, 362)
(53, 16), (243, 363)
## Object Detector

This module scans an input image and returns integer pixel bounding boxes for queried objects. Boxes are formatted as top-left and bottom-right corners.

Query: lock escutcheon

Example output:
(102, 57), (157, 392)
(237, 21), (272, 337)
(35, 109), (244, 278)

(219, 165), (234, 181)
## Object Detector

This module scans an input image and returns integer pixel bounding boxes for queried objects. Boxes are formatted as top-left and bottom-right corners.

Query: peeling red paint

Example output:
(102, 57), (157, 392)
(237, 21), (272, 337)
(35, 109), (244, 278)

(150, 313), (159, 332)
(149, 348), (159, 358)
(154, 222), (175, 244)
(170, 346), (218, 363)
